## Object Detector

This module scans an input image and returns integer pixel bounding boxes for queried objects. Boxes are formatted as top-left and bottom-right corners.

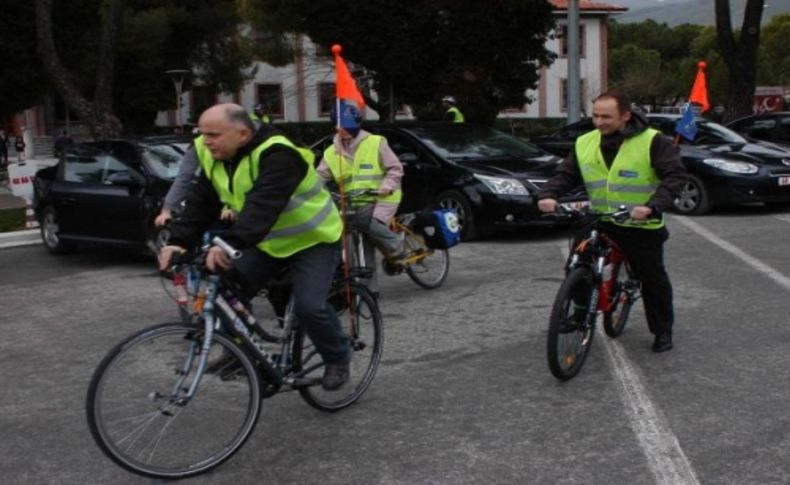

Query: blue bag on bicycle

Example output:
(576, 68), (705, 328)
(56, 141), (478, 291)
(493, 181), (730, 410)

(413, 208), (461, 249)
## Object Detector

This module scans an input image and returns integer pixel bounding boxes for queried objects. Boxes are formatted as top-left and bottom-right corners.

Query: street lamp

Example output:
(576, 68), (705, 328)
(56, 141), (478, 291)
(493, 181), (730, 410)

(166, 69), (190, 132)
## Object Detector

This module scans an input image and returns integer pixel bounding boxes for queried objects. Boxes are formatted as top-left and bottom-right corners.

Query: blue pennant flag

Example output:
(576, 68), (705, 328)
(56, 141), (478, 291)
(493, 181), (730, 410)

(675, 103), (697, 141)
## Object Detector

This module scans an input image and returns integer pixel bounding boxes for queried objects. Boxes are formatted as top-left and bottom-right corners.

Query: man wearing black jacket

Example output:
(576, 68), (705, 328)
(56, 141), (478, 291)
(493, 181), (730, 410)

(158, 103), (351, 389)
(537, 91), (687, 352)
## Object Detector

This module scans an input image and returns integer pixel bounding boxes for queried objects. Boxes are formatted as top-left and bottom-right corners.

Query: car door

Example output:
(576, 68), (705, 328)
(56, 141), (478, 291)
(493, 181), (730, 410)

(376, 129), (443, 213)
(61, 150), (145, 243)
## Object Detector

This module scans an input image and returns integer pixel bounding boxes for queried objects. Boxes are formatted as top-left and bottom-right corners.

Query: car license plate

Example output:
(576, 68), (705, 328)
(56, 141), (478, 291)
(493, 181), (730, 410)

(779, 176), (790, 186)
(560, 200), (589, 210)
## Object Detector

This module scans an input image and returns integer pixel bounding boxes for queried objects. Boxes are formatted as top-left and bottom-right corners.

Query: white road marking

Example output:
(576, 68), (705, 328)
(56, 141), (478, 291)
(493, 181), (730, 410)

(673, 215), (790, 291)
(556, 241), (700, 485)
(774, 214), (790, 225)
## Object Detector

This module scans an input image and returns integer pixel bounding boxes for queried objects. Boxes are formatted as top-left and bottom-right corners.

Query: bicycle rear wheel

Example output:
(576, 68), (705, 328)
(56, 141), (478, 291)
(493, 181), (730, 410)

(86, 323), (262, 479)
(603, 261), (634, 338)
(294, 283), (383, 411)
(404, 231), (449, 289)
(547, 267), (597, 381)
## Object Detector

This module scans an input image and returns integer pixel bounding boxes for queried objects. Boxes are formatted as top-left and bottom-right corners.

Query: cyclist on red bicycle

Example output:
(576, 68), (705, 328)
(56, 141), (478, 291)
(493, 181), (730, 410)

(537, 90), (687, 353)
(317, 102), (405, 296)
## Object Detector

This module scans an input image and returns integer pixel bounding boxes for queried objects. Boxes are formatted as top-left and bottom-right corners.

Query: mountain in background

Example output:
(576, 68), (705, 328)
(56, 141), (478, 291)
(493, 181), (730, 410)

(614, 0), (790, 26)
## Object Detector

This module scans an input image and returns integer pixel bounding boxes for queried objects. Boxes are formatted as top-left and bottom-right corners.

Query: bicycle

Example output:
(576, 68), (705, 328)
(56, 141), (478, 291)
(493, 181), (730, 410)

(337, 189), (450, 290)
(86, 236), (383, 479)
(545, 206), (642, 381)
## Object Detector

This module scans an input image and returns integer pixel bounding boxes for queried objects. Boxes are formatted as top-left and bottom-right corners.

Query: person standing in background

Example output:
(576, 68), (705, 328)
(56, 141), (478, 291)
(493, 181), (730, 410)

(14, 135), (25, 162)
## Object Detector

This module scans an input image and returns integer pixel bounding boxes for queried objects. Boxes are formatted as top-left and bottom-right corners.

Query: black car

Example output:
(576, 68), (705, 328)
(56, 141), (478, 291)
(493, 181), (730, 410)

(727, 111), (790, 148)
(312, 122), (588, 240)
(532, 114), (790, 215)
(33, 139), (184, 254)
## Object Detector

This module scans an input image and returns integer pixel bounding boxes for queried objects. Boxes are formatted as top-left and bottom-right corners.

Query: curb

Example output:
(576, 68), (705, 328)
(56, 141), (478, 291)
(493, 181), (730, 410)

(0, 229), (41, 249)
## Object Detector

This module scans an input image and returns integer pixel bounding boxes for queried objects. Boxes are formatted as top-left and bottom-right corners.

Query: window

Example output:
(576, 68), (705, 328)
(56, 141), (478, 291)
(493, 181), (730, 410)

(318, 82), (335, 117)
(64, 154), (130, 184)
(559, 24), (585, 58)
(256, 84), (283, 118)
(560, 79), (587, 113)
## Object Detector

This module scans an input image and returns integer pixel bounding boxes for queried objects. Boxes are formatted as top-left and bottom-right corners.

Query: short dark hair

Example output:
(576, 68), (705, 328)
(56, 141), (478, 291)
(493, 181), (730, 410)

(225, 105), (255, 131)
(594, 90), (631, 114)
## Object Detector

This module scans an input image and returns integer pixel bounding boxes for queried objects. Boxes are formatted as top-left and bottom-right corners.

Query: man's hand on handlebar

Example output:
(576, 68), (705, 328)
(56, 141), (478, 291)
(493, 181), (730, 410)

(538, 198), (558, 213)
(206, 246), (232, 272)
(158, 245), (187, 271)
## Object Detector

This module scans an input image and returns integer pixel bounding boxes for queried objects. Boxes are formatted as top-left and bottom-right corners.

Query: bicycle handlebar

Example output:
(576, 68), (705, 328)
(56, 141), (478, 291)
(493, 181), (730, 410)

(211, 236), (242, 260)
(542, 204), (632, 223)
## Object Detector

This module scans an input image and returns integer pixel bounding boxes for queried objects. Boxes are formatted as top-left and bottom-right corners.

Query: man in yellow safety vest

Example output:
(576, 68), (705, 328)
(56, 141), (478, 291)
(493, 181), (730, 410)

(158, 103), (351, 390)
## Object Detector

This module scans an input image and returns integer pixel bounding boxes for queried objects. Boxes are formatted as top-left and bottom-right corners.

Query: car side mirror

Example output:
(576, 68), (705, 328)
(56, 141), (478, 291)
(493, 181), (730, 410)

(399, 152), (419, 164)
(105, 172), (140, 187)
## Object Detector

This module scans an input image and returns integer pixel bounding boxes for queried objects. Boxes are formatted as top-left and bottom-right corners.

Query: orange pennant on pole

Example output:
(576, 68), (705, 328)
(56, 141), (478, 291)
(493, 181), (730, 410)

(331, 44), (365, 109)
(689, 61), (709, 112)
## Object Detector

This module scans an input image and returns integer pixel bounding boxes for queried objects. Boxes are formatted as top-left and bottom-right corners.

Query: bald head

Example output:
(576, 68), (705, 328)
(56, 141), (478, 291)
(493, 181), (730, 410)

(198, 103), (255, 160)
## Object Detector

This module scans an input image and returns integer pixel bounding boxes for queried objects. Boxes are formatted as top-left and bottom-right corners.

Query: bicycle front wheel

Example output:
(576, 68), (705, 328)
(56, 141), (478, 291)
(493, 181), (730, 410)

(547, 267), (597, 381)
(404, 232), (449, 289)
(603, 261), (634, 338)
(86, 323), (262, 479)
(295, 283), (383, 411)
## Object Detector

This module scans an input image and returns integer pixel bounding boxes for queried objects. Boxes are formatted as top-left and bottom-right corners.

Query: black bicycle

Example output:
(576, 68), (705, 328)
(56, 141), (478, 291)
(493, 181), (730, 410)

(546, 206), (642, 381)
(86, 236), (383, 478)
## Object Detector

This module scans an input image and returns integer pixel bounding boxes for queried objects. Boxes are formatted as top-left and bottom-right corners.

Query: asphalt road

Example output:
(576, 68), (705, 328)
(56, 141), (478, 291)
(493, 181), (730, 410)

(2, 207), (790, 484)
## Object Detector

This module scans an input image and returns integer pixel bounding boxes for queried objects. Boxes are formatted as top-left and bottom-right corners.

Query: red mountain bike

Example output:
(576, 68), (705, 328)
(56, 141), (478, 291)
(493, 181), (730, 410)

(546, 206), (642, 381)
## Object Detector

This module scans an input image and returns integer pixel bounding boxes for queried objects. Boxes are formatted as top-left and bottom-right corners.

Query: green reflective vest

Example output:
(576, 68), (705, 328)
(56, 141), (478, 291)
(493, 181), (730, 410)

(322, 134), (402, 206)
(447, 107), (465, 123)
(195, 135), (342, 257)
(575, 128), (664, 229)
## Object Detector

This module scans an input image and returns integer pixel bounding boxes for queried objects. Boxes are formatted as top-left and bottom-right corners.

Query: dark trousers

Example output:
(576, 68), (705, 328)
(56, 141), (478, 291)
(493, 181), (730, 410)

(602, 223), (674, 336)
(232, 241), (350, 364)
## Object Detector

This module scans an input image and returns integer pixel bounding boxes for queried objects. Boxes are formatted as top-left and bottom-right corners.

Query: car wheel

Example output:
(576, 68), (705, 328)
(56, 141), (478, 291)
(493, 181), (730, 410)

(673, 174), (711, 215)
(435, 189), (478, 241)
(40, 206), (75, 254)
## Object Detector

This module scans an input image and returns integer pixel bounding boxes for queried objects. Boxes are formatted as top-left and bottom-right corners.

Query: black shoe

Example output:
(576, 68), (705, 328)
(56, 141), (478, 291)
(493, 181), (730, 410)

(652, 332), (673, 353)
(322, 360), (350, 390)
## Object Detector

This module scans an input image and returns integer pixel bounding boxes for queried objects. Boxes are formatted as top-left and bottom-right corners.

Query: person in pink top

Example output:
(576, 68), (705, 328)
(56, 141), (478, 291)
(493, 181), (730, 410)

(317, 104), (404, 296)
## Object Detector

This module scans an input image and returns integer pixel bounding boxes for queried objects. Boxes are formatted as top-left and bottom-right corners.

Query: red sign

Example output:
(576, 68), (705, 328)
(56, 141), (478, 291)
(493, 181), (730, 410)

(753, 86), (785, 114)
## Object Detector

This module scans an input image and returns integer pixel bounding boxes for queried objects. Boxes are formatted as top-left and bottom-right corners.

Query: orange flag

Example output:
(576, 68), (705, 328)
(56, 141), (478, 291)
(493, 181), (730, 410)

(332, 44), (365, 109)
(689, 61), (709, 112)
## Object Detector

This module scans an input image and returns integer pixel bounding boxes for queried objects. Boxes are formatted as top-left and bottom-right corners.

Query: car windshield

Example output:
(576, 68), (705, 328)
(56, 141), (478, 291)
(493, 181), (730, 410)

(695, 120), (749, 144)
(141, 144), (183, 179)
(409, 125), (546, 161)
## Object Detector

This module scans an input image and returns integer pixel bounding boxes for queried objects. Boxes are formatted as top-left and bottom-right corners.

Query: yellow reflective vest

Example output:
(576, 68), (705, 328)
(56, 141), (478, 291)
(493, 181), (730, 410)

(322, 134), (402, 206)
(195, 135), (342, 257)
(447, 107), (465, 123)
(575, 128), (664, 229)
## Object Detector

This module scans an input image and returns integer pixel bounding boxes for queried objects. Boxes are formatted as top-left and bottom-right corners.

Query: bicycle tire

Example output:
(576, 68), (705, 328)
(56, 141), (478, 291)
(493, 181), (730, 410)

(547, 267), (597, 381)
(86, 323), (262, 479)
(603, 261), (634, 338)
(404, 231), (450, 289)
(294, 283), (383, 411)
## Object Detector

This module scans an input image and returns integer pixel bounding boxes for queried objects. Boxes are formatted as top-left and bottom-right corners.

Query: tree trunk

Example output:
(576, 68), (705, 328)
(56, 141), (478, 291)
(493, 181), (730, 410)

(714, 0), (764, 121)
(33, 0), (123, 138)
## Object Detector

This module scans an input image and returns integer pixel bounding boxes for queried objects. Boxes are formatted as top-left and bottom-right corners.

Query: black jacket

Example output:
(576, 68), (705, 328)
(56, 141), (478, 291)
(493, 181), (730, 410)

(537, 110), (687, 215)
(168, 125), (308, 250)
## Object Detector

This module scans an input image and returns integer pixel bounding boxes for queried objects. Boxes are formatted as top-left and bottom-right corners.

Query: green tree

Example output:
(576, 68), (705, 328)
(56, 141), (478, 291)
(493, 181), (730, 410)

(15, 0), (257, 137)
(245, 0), (557, 123)
(757, 13), (790, 87)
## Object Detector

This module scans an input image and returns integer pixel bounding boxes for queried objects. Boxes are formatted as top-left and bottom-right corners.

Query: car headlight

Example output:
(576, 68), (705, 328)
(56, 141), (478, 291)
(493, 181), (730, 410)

(473, 174), (529, 195)
(702, 158), (758, 174)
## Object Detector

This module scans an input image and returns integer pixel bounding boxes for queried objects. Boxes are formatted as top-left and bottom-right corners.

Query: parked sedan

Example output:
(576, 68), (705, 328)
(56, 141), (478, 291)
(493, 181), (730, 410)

(312, 122), (587, 240)
(727, 111), (790, 148)
(532, 114), (790, 214)
(33, 139), (184, 254)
